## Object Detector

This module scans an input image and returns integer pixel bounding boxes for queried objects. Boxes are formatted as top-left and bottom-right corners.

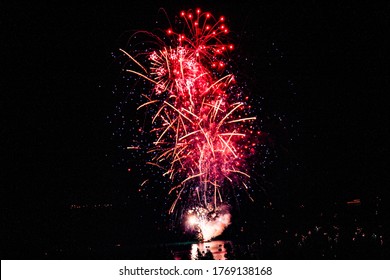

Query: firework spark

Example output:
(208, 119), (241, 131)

(186, 204), (231, 241)
(122, 9), (257, 240)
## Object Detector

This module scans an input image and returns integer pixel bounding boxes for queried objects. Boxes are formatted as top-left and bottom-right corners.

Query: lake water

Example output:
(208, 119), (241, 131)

(170, 240), (234, 260)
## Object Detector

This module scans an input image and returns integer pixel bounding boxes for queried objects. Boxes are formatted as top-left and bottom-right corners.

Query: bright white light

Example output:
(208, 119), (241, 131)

(188, 215), (198, 226)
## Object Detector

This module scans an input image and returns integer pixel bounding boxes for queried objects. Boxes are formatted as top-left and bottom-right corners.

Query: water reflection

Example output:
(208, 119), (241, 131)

(190, 240), (233, 260)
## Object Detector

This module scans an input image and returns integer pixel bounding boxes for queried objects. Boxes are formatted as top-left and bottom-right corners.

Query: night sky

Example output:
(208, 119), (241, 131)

(2, 1), (389, 258)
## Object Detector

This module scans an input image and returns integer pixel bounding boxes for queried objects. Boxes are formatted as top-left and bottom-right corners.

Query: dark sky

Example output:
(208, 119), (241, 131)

(3, 1), (389, 242)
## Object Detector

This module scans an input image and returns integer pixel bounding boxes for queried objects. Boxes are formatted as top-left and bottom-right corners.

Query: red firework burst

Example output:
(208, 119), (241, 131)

(122, 9), (257, 237)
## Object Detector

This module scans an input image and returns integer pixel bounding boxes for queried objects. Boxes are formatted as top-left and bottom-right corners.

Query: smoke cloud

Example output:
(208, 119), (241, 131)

(186, 204), (231, 241)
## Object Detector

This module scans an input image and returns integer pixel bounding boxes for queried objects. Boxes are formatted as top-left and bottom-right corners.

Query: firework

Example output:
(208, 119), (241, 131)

(122, 9), (257, 240)
(185, 204), (231, 241)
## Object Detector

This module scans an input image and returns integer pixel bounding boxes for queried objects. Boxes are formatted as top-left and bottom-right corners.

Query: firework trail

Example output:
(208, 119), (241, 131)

(122, 8), (258, 240)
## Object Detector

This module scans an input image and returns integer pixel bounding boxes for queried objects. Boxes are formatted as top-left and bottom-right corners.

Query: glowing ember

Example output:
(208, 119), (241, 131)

(122, 8), (257, 240)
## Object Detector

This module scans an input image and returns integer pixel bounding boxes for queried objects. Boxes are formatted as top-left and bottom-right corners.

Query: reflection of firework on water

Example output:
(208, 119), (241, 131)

(122, 9), (258, 239)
